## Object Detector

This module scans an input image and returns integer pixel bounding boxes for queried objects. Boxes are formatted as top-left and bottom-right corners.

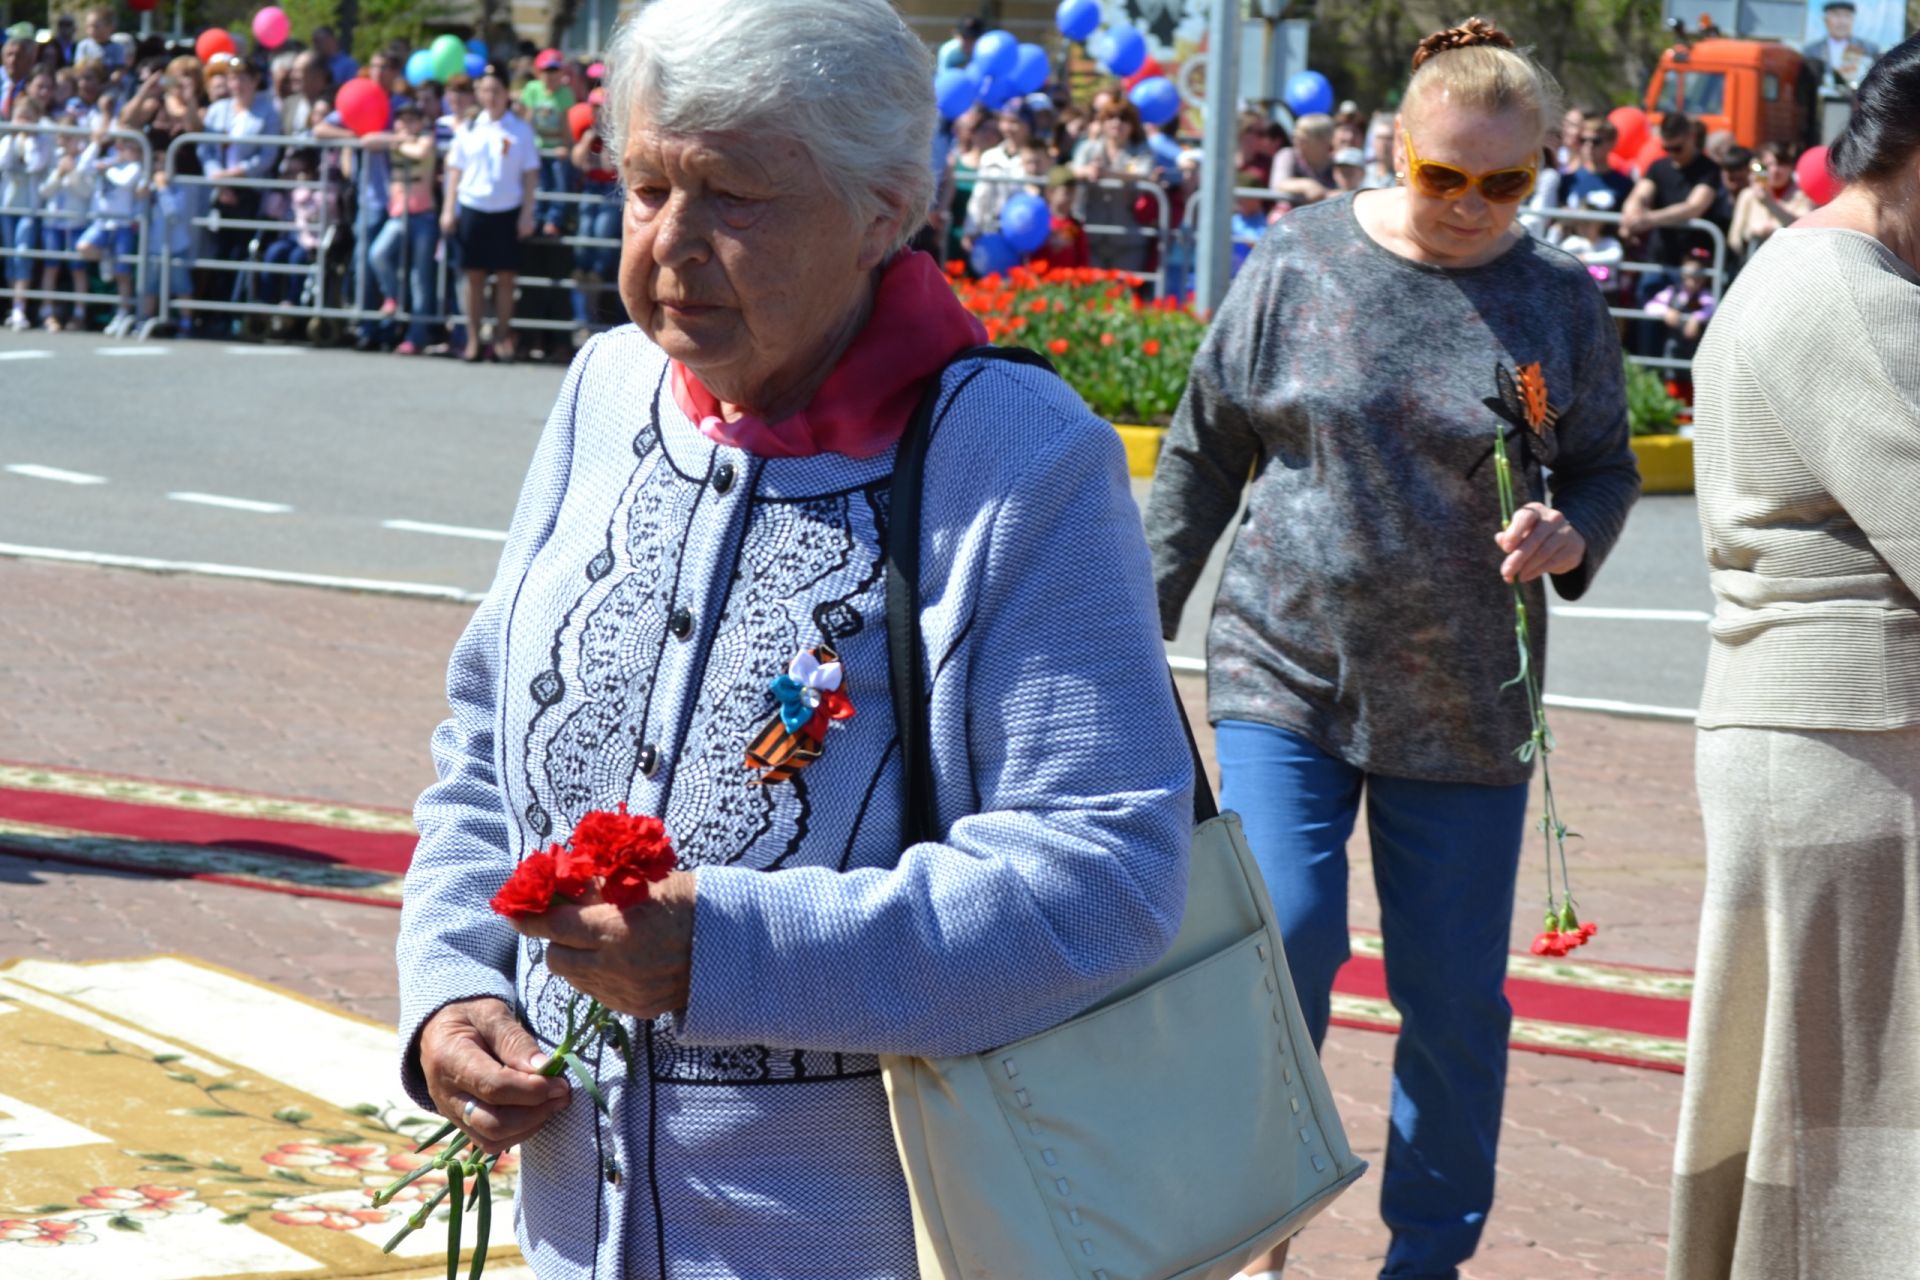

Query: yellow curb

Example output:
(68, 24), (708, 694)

(1113, 423), (1166, 479)
(1121, 424), (1695, 494)
(1631, 433), (1693, 494)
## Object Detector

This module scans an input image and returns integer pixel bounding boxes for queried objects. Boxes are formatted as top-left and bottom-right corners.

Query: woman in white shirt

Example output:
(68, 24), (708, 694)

(439, 69), (540, 362)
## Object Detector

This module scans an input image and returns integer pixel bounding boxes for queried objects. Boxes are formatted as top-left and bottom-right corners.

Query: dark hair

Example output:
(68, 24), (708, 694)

(1658, 110), (1692, 143)
(1720, 144), (1752, 170)
(1829, 30), (1920, 183)
(957, 17), (985, 39)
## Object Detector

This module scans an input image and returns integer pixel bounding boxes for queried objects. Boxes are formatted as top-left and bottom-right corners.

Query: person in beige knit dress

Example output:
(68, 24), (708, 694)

(1670, 32), (1920, 1280)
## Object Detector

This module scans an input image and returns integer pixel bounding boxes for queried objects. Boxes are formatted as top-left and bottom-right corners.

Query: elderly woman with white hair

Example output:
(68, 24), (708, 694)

(393, 0), (1193, 1275)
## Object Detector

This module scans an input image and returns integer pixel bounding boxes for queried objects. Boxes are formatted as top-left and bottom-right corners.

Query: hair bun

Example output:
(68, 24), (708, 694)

(1412, 17), (1515, 71)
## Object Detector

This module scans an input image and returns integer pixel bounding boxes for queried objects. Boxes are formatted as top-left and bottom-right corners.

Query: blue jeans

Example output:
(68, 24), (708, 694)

(1215, 720), (1529, 1280)
(350, 204), (386, 338)
(536, 154), (574, 231)
(569, 179), (622, 328)
(6, 211), (36, 283)
(259, 238), (312, 305)
(369, 210), (438, 346)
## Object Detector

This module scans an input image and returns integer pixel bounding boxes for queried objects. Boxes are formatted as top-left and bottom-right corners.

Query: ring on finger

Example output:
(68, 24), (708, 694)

(462, 1097), (477, 1123)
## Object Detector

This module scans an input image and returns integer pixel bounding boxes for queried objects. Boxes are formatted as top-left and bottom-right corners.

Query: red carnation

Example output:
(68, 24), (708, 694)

(570, 804), (677, 909)
(490, 848), (559, 919)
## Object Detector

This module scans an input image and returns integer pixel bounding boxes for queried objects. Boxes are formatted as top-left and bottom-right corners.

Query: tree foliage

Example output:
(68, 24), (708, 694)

(1305, 0), (1673, 113)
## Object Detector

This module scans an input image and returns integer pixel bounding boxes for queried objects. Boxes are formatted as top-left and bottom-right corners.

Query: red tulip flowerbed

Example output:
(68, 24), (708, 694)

(947, 263), (1205, 425)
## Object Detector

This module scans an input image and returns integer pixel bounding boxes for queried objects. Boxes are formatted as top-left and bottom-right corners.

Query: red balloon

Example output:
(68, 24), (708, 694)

(335, 77), (391, 137)
(1608, 105), (1649, 157)
(1121, 56), (1165, 92)
(194, 28), (237, 63)
(1795, 144), (1844, 205)
(567, 100), (596, 142)
(1607, 148), (1636, 175)
(128, 0), (158, 10)
(1634, 135), (1666, 176)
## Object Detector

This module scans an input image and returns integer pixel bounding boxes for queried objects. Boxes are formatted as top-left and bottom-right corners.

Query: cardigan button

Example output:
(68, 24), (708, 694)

(668, 607), (692, 640)
(712, 462), (736, 495)
(639, 745), (660, 778)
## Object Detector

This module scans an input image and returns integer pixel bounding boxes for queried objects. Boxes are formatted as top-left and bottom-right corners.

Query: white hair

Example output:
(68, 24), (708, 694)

(605, 0), (936, 251)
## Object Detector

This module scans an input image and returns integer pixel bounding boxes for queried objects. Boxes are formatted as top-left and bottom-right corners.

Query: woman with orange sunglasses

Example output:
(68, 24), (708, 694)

(1146, 17), (1639, 1279)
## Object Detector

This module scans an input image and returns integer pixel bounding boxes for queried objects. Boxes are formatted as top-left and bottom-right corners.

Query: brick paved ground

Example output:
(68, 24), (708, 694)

(0, 556), (1697, 1277)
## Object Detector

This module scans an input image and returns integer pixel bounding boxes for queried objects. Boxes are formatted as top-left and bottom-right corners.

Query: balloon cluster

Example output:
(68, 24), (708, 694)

(935, 25), (1053, 120)
(1054, 0), (1180, 127)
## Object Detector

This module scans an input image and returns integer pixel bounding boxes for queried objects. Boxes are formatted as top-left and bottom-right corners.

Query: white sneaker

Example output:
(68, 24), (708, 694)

(5, 310), (27, 332)
(106, 312), (133, 337)
(135, 316), (162, 342)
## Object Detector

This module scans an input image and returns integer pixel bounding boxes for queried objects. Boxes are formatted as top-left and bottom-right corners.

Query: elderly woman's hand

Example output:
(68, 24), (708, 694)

(511, 872), (698, 1019)
(419, 997), (572, 1157)
(1495, 502), (1587, 582)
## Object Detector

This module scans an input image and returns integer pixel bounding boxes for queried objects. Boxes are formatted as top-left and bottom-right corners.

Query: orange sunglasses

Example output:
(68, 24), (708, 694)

(1401, 129), (1538, 204)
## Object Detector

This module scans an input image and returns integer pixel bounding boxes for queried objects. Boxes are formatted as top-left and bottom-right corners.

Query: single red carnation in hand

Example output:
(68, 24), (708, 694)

(490, 848), (559, 919)
(550, 840), (601, 898)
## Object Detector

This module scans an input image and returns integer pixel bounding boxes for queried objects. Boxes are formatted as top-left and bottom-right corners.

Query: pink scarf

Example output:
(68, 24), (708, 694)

(669, 253), (987, 460)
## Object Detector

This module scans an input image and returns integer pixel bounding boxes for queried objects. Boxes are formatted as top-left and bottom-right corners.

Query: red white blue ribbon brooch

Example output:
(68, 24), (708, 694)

(745, 644), (855, 785)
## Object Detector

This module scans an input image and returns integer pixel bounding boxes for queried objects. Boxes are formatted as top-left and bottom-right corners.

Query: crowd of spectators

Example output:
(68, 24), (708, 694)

(4, 7), (1826, 374)
(0, 9), (623, 357)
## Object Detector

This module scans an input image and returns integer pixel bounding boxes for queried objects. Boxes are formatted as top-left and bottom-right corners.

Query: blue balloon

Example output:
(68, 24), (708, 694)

(464, 51), (485, 78)
(1284, 70), (1335, 118)
(1056, 0), (1101, 43)
(1129, 75), (1179, 126)
(969, 232), (1022, 277)
(405, 48), (434, 87)
(934, 68), (976, 120)
(977, 73), (1019, 111)
(999, 193), (1052, 255)
(465, 37), (486, 57)
(1092, 25), (1148, 78)
(971, 29), (1018, 80)
(1010, 43), (1051, 96)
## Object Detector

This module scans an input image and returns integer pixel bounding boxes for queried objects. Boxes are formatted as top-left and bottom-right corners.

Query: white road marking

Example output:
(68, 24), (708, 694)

(1552, 606), (1711, 623)
(222, 345), (303, 356)
(166, 491), (294, 514)
(1168, 653), (1699, 719)
(382, 518), (509, 542)
(0, 542), (485, 603)
(94, 346), (168, 357)
(1542, 693), (1697, 721)
(6, 463), (107, 485)
(0, 349), (53, 361)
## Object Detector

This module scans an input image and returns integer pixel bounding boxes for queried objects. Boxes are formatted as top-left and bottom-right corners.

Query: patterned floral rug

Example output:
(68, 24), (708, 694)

(0, 955), (521, 1280)
(0, 761), (1690, 1072)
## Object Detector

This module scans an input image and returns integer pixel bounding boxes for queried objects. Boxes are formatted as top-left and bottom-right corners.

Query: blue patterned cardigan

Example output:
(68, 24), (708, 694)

(396, 328), (1194, 1279)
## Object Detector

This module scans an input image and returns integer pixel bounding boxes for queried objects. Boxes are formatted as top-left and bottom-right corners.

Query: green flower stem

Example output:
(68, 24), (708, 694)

(375, 1134), (469, 1207)
(381, 1179), (455, 1254)
(1492, 421), (1576, 922)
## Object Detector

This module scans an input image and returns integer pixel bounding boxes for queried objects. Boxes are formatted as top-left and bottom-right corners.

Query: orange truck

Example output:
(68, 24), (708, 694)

(1643, 36), (1817, 150)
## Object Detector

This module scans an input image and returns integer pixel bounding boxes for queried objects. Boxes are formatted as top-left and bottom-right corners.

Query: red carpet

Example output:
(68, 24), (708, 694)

(0, 760), (1691, 1070)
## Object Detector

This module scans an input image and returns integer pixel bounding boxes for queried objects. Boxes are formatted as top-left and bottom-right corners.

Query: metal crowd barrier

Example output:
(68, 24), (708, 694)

(954, 168), (1172, 300)
(0, 122), (152, 320)
(155, 131), (621, 342)
(1181, 188), (1729, 373)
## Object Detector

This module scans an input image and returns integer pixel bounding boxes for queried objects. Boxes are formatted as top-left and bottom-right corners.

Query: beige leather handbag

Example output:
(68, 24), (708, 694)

(880, 350), (1367, 1280)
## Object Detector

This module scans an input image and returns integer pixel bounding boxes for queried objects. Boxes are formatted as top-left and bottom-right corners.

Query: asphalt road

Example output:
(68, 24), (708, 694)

(2, 328), (1711, 713)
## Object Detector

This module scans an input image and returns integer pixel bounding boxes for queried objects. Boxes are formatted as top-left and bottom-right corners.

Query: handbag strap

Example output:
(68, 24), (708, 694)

(885, 344), (1218, 847)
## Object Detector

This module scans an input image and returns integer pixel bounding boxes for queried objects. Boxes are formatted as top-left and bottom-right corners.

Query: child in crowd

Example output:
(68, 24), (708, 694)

(1331, 147), (1367, 193)
(1231, 167), (1270, 272)
(1555, 189), (1626, 291)
(75, 131), (147, 335)
(261, 150), (332, 312)
(36, 128), (93, 331)
(1028, 167), (1088, 272)
(137, 169), (195, 339)
(2, 95), (57, 330)
(1646, 256), (1716, 363)
(368, 105), (440, 353)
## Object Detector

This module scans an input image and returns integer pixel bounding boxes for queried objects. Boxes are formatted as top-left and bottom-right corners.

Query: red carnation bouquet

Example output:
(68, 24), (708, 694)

(376, 804), (676, 1278)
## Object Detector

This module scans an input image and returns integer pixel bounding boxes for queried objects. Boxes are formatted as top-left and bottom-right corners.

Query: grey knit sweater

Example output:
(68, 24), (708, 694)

(1144, 196), (1642, 785)
(1692, 227), (1920, 730)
